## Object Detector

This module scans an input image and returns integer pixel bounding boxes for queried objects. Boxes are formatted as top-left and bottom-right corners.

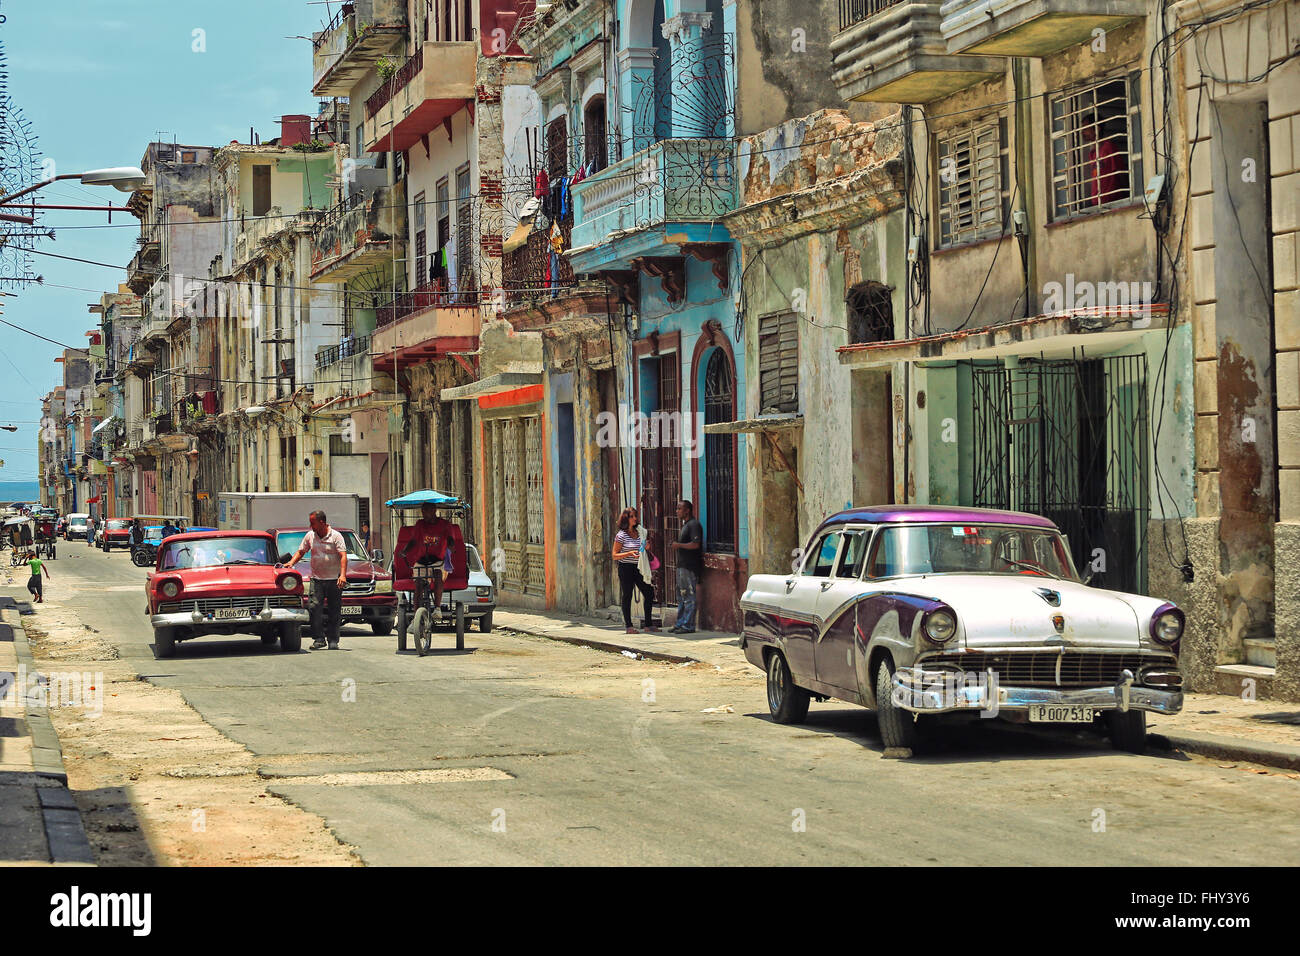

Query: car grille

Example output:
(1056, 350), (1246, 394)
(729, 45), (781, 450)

(158, 595), (303, 614)
(918, 651), (1177, 689)
(343, 580), (375, 595)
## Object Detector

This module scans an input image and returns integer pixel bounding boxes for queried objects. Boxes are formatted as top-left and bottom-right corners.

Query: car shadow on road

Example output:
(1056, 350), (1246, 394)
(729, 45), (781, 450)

(754, 707), (1179, 763)
(151, 639), (307, 659)
(393, 647), (478, 657)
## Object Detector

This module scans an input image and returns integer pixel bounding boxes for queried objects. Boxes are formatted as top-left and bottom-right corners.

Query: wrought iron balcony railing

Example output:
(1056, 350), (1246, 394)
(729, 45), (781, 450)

(316, 333), (372, 370)
(839, 0), (906, 29)
(374, 280), (479, 329)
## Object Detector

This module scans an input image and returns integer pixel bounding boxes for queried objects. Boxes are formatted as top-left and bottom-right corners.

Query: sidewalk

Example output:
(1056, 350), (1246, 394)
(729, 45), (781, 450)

(0, 597), (94, 865)
(493, 606), (1300, 771)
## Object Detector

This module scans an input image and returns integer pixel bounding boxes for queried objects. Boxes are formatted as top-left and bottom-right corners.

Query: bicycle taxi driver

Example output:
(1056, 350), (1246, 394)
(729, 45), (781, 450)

(403, 502), (455, 618)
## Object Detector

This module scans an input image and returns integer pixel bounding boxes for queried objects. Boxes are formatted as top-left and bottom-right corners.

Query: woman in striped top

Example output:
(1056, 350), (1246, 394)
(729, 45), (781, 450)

(612, 507), (657, 634)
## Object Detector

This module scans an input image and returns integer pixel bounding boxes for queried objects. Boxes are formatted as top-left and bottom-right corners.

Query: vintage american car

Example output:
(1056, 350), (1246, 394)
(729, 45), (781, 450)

(146, 530), (309, 657)
(272, 526), (398, 636)
(740, 505), (1184, 753)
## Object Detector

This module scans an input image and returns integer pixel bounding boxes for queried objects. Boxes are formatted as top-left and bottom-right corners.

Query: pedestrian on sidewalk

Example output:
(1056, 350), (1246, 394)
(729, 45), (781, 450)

(612, 507), (657, 635)
(25, 551), (48, 603)
(669, 500), (704, 633)
(130, 518), (144, 548)
(284, 509), (348, 650)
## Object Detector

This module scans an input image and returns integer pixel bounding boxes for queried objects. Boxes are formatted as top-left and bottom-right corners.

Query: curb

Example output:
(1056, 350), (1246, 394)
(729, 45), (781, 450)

(1150, 730), (1300, 772)
(1, 600), (95, 865)
(497, 625), (701, 665)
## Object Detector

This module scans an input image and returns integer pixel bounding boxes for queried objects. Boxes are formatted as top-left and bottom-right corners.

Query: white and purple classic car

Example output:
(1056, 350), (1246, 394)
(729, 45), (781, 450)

(740, 505), (1184, 753)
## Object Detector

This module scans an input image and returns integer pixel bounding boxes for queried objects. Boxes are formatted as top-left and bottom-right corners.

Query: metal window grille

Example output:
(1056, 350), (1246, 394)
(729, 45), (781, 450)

(704, 350), (736, 554)
(757, 311), (799, 414)
(847, 280), (895, 344)
(1050, 74), (1143, 220)
(937, 116), (1008, 247)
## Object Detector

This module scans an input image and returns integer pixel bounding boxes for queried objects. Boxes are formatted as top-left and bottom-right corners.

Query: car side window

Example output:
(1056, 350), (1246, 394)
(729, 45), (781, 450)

(834, 530), (870, 579)
(803, 532), (841, 577)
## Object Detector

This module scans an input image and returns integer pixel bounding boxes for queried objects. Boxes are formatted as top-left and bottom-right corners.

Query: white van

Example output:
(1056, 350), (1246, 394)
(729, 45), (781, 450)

(65, 513), (90, 540)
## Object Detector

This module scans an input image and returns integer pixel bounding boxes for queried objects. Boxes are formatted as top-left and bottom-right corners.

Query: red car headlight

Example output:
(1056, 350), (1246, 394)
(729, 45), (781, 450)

(278, 573), (302, 592)
(159, 579), (182, 599)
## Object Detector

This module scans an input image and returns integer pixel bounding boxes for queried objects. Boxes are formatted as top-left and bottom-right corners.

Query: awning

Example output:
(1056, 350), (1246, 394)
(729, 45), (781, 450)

(837, 304), (1171, 367)
(92, 415), (120, 434)
(385, 489), (463, 509)
(703, 413), (803, 435)
(440, 371), (543, 402)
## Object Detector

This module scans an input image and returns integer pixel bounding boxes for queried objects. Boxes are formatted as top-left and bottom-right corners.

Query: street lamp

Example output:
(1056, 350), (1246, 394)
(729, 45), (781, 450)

(0, 425), (17, 432)
(0, 166), (147, 223)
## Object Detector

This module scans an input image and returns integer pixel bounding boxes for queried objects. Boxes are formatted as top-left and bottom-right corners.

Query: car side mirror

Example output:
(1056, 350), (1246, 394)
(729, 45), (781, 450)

(371, 549), (384, 563)
(279, 553), (293, 564)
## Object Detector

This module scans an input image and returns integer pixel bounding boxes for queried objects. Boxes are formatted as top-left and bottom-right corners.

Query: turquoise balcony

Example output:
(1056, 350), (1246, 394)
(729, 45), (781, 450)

(568, 138), (736, 272)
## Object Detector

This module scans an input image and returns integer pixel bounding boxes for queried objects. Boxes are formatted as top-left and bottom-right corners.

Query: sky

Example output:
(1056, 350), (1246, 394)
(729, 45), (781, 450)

(0, 0), (330, 482)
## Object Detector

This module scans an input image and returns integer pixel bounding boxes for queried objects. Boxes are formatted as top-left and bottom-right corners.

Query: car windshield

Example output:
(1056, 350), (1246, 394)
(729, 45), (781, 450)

(276, 530), (371, 563)
(866, 524), (1077, 579)
(159, 537), (275, 570)
(107, 519), (130, 530)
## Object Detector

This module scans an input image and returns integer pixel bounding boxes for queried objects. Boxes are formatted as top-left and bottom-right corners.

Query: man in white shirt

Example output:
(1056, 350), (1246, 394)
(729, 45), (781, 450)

(285, 509), (349, 650)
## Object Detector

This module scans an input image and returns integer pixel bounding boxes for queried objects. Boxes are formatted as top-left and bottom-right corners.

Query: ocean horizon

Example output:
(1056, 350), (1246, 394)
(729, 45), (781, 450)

(0, 480), (41, 503)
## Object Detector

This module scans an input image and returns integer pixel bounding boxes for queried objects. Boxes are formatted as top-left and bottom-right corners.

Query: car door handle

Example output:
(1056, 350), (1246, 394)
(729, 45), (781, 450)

(785, 579), (796, 592)
(819, 581), (833, 591)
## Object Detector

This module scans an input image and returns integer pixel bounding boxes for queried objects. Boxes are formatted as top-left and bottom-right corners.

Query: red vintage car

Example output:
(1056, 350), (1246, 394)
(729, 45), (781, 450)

(271, 527), (397, 635)
(101, 517), (133, 551)
(146, 530), (309, 657)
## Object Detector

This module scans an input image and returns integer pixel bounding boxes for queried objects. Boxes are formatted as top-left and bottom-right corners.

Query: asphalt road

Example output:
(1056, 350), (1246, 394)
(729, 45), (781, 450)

(33, 545), (1300, 865)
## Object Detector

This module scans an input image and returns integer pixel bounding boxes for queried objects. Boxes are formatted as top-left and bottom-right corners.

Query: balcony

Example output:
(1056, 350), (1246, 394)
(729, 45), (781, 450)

(370, 288), (479, 376)
(830, 1), (1004, 103)
(233, 210), (320, 273)
(310, 181), (407, 282)
(568, 139), (736, 270)
(501, 223), (581, 310)
(939, 0), (1145, 57)
(364, 42), (478, 154)
(175, 390), (221, 431)
(312, 0), (407, 97)
(126, 232), (161, 295)
(141, 276), (176, 345)
(314, 336), (399, 408)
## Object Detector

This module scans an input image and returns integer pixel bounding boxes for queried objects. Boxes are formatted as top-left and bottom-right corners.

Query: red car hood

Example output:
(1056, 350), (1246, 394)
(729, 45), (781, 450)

(161, 565), (290, 591)
(289, 557), (388, 581)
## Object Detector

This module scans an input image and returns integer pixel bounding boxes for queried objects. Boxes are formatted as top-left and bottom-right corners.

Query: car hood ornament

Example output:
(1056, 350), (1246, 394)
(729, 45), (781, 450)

(1035, 587), (1061, 607)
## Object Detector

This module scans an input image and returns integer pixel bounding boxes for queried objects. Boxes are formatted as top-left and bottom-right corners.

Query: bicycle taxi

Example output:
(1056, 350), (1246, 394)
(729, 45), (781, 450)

(386, 489), (470, 655)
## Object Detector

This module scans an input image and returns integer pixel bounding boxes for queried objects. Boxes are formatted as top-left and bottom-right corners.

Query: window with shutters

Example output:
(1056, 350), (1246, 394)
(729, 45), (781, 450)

(455, 165), (475, 295)
(757, 311), (799, 414)
(936, 116), (1008, 248)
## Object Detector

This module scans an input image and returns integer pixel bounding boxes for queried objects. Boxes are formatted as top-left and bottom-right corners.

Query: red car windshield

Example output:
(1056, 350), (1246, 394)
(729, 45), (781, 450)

(107, 520), (131, 530)
(160, 537), (275, 571)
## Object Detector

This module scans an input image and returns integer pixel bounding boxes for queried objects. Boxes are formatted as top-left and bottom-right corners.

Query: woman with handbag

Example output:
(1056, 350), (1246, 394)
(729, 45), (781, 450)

(612, 507), (658, 635)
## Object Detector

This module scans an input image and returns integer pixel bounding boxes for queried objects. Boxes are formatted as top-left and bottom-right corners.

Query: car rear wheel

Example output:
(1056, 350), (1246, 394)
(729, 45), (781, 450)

(1107, 710), (1147, 753)
(279, 623), (302, 653)
(479, 610), (493, 633)
(875, 658), (921, 752)
(396, 604), (408, 651)
(155, 627), (176, 658)
(766, 651), (810, 724)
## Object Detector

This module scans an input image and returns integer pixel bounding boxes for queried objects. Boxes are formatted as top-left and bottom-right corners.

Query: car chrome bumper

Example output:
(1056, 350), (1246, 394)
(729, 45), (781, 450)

(151, 607), (310, 628)
(892, 666), (1183, 715)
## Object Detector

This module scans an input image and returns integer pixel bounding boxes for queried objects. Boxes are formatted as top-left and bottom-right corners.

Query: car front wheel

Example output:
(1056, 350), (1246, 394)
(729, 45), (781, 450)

(766, 651), (810, 724)
(371, 619), (394, 636)
(279, 623), (302, 653)
(155, 627), (176, 658)
(1107, 710), (1147, 753)
(875, 658), (921, 752)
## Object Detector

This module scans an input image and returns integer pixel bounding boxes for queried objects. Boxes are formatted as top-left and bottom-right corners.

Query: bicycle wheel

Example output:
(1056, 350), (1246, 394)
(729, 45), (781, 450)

(411, 606), (431, 657)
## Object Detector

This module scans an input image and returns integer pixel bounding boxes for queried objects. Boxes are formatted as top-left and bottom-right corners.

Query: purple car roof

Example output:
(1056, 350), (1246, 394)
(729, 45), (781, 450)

(815, 504), (1059, 536)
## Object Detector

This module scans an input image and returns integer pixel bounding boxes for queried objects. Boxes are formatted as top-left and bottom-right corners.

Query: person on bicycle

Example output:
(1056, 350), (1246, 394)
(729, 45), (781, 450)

(402, 503), (456, 618)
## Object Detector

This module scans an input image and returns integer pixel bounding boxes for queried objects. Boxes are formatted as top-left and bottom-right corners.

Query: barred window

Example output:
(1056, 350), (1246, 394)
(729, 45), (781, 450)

(758, 311), (799, 415)
(936, 116), (1008, 248)
(1050, 73), (1143, 219)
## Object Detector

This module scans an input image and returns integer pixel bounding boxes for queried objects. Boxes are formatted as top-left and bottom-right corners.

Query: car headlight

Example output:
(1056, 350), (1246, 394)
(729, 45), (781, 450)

(922, 608), (957, 644)
(161, 580), (181, 599)
(375, 580), (393, 594)
(1151, 606), (1184, 645)
(476, 586), (492, 598)
(278, 574), (302, 592)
